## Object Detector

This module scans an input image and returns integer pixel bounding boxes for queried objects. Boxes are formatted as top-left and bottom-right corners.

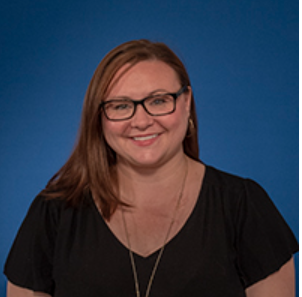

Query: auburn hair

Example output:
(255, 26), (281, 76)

(42, 39), (199, 220)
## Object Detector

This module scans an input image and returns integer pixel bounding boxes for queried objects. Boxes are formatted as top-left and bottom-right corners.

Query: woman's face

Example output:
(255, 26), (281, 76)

(101, 60), (191, 169)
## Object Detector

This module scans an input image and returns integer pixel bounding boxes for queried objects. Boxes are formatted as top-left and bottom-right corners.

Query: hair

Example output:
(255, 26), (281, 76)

(42, 39), (200, 220)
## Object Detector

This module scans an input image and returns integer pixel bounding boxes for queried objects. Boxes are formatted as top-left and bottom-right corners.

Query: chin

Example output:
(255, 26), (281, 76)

(122, 154), (166, 168)
(131, 159), (162, 168)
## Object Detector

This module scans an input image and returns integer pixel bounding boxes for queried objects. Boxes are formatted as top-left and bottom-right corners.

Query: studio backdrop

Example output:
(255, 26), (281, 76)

(0, 0), (298, 296)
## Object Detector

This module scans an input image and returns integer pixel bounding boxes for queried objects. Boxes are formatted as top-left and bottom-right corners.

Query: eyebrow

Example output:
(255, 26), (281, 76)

(106, 89), (171, 101)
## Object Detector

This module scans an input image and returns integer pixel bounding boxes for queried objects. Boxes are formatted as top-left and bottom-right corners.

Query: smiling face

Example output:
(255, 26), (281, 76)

(101, 60), (191, 169)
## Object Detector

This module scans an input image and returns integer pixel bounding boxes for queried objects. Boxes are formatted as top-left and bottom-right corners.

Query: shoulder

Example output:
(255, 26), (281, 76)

(199, 165), (298, 289)
(189, 160), (249, 191)
(27, 194), (66, 220)
(203, 165), (266, 193)
(12, 194), (69, 243)
(28, 190), (93, 213)
(201, 165), (272, 217)
(203, 165), (254, 193)
(27, 192), (95, 224)
(23, 192), (94, 234)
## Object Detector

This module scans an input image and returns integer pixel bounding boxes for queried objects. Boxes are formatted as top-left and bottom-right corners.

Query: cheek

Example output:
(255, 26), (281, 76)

(174, 112), (189, 139)
(162, 109), (189, 137)
(102, 118), (125, 145)
(174, 103), (189, 129)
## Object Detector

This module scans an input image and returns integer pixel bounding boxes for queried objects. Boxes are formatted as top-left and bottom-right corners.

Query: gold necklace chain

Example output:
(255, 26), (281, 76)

(121, 159), (188, 297)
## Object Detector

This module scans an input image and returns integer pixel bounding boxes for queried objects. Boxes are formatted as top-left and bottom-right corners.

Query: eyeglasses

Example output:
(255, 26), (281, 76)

(99, 86), (188, 121)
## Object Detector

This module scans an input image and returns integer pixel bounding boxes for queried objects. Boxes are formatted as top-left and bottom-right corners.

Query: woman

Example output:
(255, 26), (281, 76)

(5, 40), (298, 297)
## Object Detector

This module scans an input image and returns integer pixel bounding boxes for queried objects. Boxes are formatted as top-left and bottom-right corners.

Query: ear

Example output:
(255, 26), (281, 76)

(184, 86), (192, 115)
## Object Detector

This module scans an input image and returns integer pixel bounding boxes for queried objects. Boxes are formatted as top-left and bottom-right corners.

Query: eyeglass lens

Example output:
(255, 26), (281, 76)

(104, 94), (175, 120)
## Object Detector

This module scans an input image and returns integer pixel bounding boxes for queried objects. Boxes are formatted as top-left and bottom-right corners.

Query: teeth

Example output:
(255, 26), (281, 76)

(133, 134), (158, 141)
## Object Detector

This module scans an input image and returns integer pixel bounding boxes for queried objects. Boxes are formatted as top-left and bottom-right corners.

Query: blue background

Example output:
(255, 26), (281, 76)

(0, 0), (298, 295)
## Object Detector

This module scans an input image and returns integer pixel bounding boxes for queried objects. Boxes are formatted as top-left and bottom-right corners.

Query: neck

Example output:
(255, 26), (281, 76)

(116, 153), (189, 206)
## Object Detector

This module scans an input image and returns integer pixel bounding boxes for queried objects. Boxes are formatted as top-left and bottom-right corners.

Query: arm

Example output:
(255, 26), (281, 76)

(245, 257), (296, 297)
(7, 281), (52, 297)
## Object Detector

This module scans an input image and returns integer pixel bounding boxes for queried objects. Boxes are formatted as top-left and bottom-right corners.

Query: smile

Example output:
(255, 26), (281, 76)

(132, 134), (159, 141)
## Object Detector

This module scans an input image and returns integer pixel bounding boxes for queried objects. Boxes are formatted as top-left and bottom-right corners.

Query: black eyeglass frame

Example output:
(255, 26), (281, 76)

(99, 85), (188, 121)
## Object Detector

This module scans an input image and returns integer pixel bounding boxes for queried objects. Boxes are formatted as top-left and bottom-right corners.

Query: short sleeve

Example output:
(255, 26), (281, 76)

(235, 179), (298, 288)
(4, 195), (61, 295)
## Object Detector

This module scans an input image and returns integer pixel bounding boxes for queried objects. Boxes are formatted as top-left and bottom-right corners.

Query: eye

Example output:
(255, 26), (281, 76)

(149, 95), (171, 106)
(106, 101), (133, 111)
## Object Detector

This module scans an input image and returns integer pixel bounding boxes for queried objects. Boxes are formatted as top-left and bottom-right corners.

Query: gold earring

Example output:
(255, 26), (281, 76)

(186, 118), (195, 138)
(189, 118), (195, 130)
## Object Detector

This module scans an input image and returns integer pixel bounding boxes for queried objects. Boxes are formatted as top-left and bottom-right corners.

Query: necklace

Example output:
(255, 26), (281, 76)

(121, 159), (188, 297)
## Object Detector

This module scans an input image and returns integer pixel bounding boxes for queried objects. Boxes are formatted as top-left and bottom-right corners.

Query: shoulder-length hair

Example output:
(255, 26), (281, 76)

(42, 39), (199, 220)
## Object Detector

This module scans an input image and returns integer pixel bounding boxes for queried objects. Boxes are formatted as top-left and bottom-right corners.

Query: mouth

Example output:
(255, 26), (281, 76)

(132, 134), (159, 141)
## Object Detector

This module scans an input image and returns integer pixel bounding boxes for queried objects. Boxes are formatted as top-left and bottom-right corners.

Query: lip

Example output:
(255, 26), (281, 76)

(130, 133), (160, 146)
(132, 133), (159, 141)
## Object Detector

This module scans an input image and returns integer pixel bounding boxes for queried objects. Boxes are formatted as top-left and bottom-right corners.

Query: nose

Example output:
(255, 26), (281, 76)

(130, 104), (153, 129)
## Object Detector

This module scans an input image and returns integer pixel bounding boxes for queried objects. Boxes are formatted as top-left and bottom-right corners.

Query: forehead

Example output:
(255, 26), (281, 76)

(107, 60), (180, 98)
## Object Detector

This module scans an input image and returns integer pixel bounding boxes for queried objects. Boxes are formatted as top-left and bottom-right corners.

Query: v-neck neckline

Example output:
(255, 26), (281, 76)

(91, 165), (209, 259)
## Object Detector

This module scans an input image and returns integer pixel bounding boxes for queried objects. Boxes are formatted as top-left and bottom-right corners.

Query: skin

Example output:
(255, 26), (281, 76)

(102, 60), (198, 257)
(102, 60), (192, 170)
(245, 257), (296, 296)
(6, 282), (51, 297)
(6, 60), (296, 297)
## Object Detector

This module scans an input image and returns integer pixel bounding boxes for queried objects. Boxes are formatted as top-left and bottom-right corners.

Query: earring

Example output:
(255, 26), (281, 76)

(189, 118), (195, 130)
(186, 118), (195, 138)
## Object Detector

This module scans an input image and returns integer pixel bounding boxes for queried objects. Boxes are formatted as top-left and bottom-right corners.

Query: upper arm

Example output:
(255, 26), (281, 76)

(7, 281), (52, 297)
(5, 196), (59, 296)
(245, 257), (296, 297)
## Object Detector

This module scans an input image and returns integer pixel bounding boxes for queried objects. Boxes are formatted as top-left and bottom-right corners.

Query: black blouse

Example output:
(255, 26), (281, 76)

(4, 166), (298, 297)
